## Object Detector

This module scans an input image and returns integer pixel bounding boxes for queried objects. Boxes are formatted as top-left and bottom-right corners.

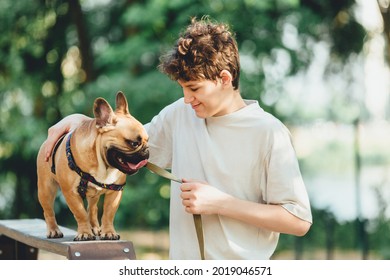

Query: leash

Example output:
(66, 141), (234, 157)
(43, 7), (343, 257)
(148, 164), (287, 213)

(146, 162), (205, 259)
(193, 214), (205, 260)
(66, 133), (125, 199)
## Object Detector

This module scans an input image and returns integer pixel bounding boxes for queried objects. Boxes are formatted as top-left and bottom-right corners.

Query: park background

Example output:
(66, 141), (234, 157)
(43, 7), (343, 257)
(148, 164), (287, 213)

(0, 0), (389, 260)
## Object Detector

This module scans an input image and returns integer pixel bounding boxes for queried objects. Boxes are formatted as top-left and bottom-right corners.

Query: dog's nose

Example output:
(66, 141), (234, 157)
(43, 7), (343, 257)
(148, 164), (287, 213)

(142, 147), (150, 159)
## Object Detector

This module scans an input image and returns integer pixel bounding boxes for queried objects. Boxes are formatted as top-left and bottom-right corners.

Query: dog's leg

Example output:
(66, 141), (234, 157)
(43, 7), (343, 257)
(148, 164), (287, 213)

(62, 188), (95, 241)
(37, 177), (64, 238)
(100, 191), (123, 240)
(37, 143), (64, 239)
(87, 194), (101, 237)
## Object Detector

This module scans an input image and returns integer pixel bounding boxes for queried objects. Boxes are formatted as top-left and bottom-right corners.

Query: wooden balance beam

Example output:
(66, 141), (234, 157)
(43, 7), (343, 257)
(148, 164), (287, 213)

(0, 219), (136, 260)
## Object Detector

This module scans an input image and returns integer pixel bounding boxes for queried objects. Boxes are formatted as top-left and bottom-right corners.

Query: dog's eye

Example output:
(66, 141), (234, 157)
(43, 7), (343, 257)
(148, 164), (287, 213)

(127, 139), (140, 149)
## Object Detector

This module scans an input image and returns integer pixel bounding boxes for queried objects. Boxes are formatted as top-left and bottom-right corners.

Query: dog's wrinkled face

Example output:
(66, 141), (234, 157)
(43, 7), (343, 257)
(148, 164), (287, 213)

(106, 147), (148, 175)
(94, 91), (149, 175)
(104, 116), (149, 175)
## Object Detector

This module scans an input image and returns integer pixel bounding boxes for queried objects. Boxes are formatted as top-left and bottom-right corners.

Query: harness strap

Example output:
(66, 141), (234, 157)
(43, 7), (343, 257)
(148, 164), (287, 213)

(51, 134), (66, 174)
(65, 133), (125, 199)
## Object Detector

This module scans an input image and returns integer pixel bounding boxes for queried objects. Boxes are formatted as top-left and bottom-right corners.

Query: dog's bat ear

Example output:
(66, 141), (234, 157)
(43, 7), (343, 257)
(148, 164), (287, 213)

(115, 91), (130, 115)
(94, 98), (115, 128)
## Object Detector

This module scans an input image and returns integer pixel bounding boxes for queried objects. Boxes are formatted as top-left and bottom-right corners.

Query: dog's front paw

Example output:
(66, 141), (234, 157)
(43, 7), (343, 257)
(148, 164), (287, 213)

(47, 228), (64, 239)
(100, 232), (120, 240)
(91, 226), (101, 237)
(73, 232), (96, 241)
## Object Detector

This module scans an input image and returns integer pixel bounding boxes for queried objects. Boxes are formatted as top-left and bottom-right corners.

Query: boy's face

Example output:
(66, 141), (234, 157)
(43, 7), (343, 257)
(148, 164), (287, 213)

(178, 78), (233, 118)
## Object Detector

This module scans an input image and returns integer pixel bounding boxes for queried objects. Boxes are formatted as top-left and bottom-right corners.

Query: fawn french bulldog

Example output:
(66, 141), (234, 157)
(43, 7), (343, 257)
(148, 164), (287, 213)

(37, 91), (149, 241)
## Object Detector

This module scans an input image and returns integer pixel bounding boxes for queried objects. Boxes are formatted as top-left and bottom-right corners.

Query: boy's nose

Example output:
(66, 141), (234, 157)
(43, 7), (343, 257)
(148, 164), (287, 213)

(183, 90), (195, 104)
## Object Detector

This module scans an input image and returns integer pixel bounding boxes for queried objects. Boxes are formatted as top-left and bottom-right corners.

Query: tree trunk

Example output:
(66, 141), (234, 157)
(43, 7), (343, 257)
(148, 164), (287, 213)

(377, 0), (390, 63)
(68, 0), (95, 82)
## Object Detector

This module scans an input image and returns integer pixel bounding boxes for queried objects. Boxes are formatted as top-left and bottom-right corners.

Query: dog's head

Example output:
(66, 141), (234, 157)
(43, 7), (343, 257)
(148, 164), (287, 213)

(93, 91), (149, 175)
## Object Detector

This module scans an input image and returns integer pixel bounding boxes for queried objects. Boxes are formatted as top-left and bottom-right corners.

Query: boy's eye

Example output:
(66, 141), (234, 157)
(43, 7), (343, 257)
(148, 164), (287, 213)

(191, 88), (199, 91)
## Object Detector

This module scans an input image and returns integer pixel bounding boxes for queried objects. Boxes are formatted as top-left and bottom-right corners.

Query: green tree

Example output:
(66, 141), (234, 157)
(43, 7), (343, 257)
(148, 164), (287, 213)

(0, 0), (367, 232)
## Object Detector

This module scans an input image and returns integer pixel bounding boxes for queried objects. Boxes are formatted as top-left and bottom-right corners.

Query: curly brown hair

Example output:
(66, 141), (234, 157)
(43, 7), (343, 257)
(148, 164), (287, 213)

(158, 17), (240, 90)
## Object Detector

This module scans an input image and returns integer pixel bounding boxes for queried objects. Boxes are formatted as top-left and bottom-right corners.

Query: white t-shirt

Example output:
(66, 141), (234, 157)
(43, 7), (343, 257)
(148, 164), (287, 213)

(144, 98), (312, 260)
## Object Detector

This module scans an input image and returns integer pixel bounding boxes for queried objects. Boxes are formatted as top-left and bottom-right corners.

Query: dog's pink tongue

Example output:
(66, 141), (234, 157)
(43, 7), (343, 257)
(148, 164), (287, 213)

(127, 159), (148, 170)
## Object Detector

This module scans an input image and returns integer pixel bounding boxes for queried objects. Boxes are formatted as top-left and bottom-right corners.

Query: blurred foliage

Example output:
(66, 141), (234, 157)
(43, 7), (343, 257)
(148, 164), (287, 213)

(377, 0), (390, 64)
(1, 0), (388, 258)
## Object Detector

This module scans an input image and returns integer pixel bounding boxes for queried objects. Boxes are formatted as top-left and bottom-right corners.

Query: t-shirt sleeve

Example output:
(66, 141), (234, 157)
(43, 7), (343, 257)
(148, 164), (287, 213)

(144, 103), (176, 169)
(264, 123), (312, 223)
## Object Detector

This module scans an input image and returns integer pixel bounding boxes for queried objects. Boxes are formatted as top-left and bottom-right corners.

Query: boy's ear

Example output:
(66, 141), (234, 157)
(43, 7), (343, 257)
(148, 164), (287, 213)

(220, 70), (233, 86)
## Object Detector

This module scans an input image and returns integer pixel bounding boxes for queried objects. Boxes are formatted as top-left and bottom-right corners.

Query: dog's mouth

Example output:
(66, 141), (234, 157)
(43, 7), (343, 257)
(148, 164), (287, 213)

(107, 147), (149, 175)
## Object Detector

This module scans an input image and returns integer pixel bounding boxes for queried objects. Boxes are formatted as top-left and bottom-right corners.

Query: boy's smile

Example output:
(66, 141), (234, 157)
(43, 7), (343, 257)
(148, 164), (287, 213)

(178, 72), (246, 119)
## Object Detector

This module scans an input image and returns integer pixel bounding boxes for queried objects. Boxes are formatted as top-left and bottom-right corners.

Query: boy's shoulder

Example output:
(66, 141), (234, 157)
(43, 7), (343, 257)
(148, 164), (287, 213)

(244, 100), (285, 128)
(243, 102), (292, 142)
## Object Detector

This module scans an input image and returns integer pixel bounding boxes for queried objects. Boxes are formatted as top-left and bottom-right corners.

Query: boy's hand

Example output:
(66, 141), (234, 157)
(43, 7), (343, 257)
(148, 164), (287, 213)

(44, 114), (90, 161)
(180, 179), (230, 215)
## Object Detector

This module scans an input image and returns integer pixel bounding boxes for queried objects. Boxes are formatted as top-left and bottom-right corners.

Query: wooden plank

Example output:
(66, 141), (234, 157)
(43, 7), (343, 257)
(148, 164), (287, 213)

(67, 241), (136, 260)
(0, 219), (136, 259)
(0, 219), (75, 256)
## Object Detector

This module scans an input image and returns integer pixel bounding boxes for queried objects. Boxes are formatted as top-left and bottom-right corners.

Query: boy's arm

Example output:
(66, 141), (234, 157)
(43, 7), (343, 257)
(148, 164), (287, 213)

(44, 113), (92, 161)
(180, 180), (311, 236)
(218, 194), (311, 236)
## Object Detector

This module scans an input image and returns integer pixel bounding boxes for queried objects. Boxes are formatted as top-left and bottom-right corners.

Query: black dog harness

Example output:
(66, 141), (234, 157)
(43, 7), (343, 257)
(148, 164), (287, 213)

(65, 132), (125, 199)
(51, 134), (66, 175)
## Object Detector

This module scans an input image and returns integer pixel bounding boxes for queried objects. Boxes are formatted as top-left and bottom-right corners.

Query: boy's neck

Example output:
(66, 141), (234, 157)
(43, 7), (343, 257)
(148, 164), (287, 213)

(215, 90), (246, 117)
